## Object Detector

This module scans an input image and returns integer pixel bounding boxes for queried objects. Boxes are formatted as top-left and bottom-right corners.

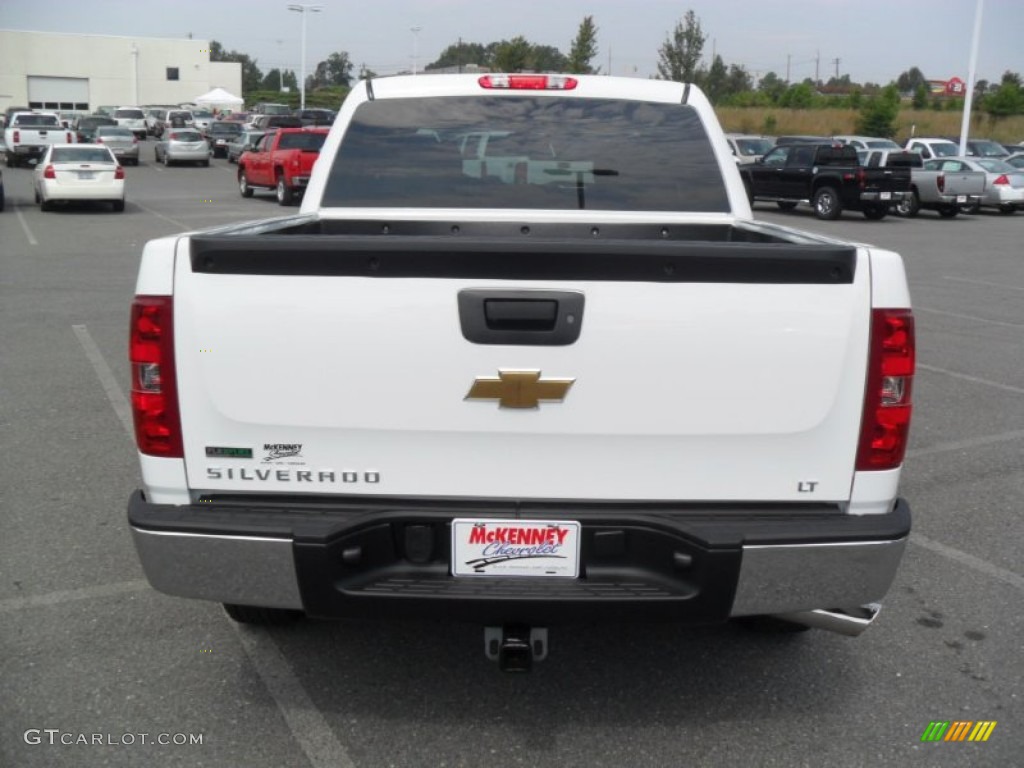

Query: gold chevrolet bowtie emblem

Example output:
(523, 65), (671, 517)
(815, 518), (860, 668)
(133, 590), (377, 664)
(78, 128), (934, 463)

(465, 370), (575, 409)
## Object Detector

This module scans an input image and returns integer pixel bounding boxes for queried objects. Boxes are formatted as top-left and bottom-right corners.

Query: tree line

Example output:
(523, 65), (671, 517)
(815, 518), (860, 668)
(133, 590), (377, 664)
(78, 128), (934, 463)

(210, 10), (1024, 130)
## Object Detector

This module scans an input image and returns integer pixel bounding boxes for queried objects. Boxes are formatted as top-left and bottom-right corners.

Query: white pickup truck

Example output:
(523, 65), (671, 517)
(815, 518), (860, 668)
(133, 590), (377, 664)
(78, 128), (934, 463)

(127, 74), (915, 671)
(3, 111), (75, 167)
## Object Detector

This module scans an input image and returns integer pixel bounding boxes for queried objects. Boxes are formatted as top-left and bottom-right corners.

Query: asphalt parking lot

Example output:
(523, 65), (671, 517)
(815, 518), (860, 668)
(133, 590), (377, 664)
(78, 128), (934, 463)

(1, 148), (1021, 767)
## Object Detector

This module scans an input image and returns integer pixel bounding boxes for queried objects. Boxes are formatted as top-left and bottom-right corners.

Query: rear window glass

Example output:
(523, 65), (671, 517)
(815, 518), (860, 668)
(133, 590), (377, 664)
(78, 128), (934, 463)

(278, 132), (327, 150)
(115, 109), (145, 119)
(323, 96), (729, 212)
(17, 114), (60, 127)
(170, 131), (203, 142)
(96, 127), (133, 137)
(210, 123), (242, 133)
(52, 147), (114, 163)
(931, 142), (960, 157)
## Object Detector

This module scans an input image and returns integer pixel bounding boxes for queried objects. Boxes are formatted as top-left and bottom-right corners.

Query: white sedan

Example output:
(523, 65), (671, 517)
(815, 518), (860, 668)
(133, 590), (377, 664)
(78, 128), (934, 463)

(33, 144), (126, 212)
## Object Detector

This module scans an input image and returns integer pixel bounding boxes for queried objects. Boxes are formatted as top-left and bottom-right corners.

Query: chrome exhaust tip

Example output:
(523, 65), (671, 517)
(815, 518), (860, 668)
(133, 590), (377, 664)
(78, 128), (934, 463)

(772, 603), (882, 637)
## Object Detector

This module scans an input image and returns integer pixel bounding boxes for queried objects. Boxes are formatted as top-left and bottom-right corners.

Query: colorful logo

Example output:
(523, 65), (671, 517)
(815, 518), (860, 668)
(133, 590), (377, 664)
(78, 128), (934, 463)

(921, 721), (997, 742)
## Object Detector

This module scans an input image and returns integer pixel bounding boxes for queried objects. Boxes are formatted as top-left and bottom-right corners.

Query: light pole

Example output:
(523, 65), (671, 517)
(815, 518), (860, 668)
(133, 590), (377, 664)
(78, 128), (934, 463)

(411, 26), (422, 75)
(288, 4), (323, 109)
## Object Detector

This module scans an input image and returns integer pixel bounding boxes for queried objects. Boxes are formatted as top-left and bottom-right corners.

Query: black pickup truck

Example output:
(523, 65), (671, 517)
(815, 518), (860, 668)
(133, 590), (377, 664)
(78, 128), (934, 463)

(740, 142), (911, 220)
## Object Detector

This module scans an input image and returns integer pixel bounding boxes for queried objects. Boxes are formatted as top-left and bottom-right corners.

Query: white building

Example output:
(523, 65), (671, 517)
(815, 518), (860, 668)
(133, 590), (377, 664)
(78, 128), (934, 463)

(0, 30), (242, 113)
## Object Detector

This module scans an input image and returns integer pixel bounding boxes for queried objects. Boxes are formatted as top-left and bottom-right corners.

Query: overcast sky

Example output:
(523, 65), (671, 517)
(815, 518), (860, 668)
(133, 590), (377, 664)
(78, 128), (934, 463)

(2, 0), (1022, 85)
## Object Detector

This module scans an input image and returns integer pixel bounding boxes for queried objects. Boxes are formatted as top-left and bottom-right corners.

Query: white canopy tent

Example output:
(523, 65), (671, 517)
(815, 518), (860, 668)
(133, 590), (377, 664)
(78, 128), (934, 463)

(193, 87), (244, 113)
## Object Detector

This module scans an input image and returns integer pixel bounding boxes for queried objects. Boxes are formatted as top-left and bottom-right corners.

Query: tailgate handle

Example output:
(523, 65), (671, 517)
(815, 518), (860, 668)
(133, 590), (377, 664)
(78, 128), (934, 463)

(459, 290), (584, 346)
(484, 299), (557, 331)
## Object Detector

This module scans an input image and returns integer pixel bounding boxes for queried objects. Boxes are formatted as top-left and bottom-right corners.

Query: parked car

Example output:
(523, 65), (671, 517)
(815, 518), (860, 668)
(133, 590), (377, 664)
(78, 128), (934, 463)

(74, 115), (119, 144)
(237, 127), (328, 204)
(155, 110), (195, 138)
(294, 108), (336, 127)
(904, 137), (960, 161)
(859, 149), (986, 218)
(251, 114), (303, 131)
(221, 112), (250, 125)
(931, 157), (1024, 214)
(154, 129), (210, 166)
(226, 130), (265, 164)
(205, 121), (243, 158)
(725, 134), (773, 164)
(1005, 152), (1024, 170)
(945, 138), (1010, 159)
(113, 107), (148, 140)
(249, 102), (291, 116)
(94, 125), (140, 165)
(832, 135), (902, 151)
(145, 109), (166, 135)
(191, 110), (216, 132)
(33, 144), (125, 212)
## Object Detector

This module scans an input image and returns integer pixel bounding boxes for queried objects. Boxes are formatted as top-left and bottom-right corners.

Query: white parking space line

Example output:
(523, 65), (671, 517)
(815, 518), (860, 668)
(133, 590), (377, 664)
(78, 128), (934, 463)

(15, 206), (39, 246)
(72, 325), (134, 437)
(944, 275), (1024, 293)
(915, 306), (1024, 330)
(131, 200), (190, 229)
(71, 322), (356, 768)
(918, 363), (1024, 396)
(908, 429), (1024, 460)
(0, 580), (150, 613)
(910, 533), (1024, 592)
(229, 624), (357, 768)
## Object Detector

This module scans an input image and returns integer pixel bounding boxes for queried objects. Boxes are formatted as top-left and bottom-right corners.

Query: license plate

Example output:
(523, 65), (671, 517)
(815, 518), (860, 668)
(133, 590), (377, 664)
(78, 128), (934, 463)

(451, 519), (580, 577)
(880, 192), (892, 200)
(956, 195), (967, 203)
(77, 171), (95, 179)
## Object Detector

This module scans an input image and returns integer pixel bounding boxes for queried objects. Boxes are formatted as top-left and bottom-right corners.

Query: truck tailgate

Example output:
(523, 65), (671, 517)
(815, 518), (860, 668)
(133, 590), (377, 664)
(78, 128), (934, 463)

(174, 235), (870, 503)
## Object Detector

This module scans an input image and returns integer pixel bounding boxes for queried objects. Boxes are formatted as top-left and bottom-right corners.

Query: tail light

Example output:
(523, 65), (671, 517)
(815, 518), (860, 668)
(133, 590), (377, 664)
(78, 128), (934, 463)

(96, 137), (103, 143)
(856, 168), (866, 189)
(856, 309), (915, 470)
(993, 174), (1010, 185)
(12, 130), (19, 143)
(115, 165), (125, 179)
(43, 165), (56, 179)
(66, 132), (72, 143)
(130, 297), (183, 457)
(936, 173), (945, 193)
(479, 74), (578, 90)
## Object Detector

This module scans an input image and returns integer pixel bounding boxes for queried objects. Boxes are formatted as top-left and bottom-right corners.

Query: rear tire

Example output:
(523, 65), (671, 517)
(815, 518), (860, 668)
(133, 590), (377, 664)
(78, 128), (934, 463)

(937, 205), (959, 219)
(862, 204), (887, 220)
(998, 205), (1016, 215)
(895, 190), (920, 218)
(812, 186), (842, 220)
(223, 603), (304, 625)
(960, 202), (981, 215)
(40, 198), (53, 212)
(776, 201), (798, 210)
(239, 170), (254, 198)
(276, 175), (294, 206)
(112, 199), (125, 212)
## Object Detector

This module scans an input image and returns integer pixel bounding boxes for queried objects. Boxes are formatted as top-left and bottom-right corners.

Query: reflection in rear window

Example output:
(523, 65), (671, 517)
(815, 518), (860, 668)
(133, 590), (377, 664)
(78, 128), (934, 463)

(52, 148), (114, 163)
(170, 131), (203, 142)
(115, 109), (145, 119)
(323, 96), (729, 211)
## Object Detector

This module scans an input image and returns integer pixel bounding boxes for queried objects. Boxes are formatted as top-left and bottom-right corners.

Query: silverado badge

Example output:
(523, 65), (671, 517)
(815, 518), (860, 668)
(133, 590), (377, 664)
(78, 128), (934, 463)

(465, 370), (575, 409)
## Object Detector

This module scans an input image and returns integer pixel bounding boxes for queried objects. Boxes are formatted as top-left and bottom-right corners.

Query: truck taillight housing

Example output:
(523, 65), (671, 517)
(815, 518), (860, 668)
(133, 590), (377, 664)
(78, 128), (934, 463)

(936, 173), (945, 193)
(856, 309), (915, 470)
(130, 296), (183, 457)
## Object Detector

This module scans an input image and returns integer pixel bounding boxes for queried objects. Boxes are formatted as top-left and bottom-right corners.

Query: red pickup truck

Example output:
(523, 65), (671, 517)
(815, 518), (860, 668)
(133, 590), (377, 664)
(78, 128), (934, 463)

(237, 127), (328, 205)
